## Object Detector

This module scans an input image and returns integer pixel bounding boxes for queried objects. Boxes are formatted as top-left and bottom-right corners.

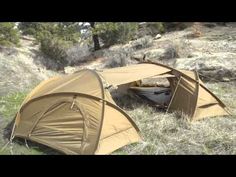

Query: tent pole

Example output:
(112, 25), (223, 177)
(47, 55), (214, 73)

(166, 76), (182, 113)
(145, 61), (229, 111)
(191, 70), (200, 121)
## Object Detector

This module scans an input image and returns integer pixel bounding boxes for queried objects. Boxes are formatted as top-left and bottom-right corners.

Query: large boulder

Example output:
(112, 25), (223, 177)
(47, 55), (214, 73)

(131, 44), (178, 63)
(144, 48), (167, 60)
(137, 23), (164, 38)
(129, 35), (154, 50)
(174, 52), (236, 81)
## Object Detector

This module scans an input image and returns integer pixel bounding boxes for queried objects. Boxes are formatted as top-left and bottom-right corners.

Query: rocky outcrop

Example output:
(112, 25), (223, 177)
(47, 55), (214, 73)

(174, 53), (236, 81)
(131, 45), (178, 63)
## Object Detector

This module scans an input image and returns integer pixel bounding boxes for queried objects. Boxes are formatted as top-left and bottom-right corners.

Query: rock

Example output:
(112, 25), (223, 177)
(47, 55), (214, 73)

(131, 53), (146, 61)
(130, 43), (179, 64)
(64, 66), (78, 74)
(222, 77), (231, 82)
(131, 49), (159, 62)
(144, 49), (166, 60)
(154, 34), (162, 40)
(174, 53), (236, 81)
(203, 23), (217, 28)
(163, 44), (179, 59)
(130, 35), (153, 50)
(137, 22), (165, 38)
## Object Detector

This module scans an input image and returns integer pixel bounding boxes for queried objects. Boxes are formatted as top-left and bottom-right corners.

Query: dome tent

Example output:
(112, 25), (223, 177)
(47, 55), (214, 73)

(10, 62), (230, 154)
(10, 69), (141, 154)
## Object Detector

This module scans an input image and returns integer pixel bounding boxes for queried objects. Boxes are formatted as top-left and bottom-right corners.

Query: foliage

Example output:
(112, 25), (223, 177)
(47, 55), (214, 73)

(163, 22), (193, 31)
(0, 23), (20, 46)
(150, 22), (165, 33)
(0, 92), (27, 119)
(94, 22), (138, 47)
(18, 23), (81, 67)
(40, 37), (72, 68)
(18, 22), (81, 42)
(139, 22), (165, 36)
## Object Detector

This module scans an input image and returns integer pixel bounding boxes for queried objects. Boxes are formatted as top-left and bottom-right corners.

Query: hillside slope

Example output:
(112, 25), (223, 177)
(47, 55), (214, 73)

(0, 36), (59, 96)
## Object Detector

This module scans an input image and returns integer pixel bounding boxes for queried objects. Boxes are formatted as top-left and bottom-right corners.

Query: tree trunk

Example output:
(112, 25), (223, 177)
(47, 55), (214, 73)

(90, 22), (100, 51)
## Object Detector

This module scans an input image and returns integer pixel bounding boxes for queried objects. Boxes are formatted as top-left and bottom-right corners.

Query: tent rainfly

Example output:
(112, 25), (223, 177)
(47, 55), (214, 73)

(10, 62), (231, 154)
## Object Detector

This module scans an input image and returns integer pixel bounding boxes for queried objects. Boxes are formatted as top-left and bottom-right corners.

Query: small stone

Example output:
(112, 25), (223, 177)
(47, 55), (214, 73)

(154, 34), (162, 40)
(222, 77), (230, 82)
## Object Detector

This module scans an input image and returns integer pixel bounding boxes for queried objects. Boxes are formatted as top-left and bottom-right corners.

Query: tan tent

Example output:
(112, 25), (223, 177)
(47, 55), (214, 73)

(98, 62), (230, 121)
(11, 69), (141, 155)
(11, 62), (230, 154)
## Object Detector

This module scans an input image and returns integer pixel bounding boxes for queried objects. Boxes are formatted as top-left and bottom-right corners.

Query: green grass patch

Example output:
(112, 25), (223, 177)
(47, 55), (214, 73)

(0, 92), (28, 120)
(0, 91), (64, 155)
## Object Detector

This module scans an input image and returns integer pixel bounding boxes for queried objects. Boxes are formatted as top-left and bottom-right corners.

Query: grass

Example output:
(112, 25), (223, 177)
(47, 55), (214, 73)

(0, 92), (27, 120)
(112, 82), (236, 155)
(0, 91), (62, 155)
(0, 82), (235, 155)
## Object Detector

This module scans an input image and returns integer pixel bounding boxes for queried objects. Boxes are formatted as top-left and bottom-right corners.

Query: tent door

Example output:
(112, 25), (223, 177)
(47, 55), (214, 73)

(29, 97), (85, 154)
(167, 77), (198, 118)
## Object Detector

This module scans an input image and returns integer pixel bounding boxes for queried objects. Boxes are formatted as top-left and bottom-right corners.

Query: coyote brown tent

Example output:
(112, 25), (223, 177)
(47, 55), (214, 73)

(97, 62), (230, 120)
(11, 62), (230, 155)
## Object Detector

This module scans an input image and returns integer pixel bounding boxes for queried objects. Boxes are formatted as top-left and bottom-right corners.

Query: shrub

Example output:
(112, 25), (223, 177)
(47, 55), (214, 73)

(163, 44), (179, 59)
(136, 22), (165, 38)
(147, 22), (165, 34)
(102, 45), (138, 68)
(130, 35), (154, 50)
(18, 22), (81, 42)
(95, 22), (138, 47)
(40, 37), (71, 69)
(0, 23), (20, 47)
(66, 43), (91, 65)
(18, 23), (81, 69)
(18, 22), (40, 35)
(163, 22), (193, 31)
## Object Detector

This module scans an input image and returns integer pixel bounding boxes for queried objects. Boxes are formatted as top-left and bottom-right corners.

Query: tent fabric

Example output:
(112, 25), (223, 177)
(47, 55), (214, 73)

(98, 63), (171, 86)
(11, 62), (230, 155)
(129, 87), (171, 106)
(166, 69), (230, 121)
(12, 69), (142, 155)
(167, 75), (199, 119)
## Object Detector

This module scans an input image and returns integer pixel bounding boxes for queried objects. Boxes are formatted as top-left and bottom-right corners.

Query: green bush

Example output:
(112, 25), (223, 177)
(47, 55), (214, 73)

(18, 22), (81, 68)
(145, 22), (165, 34)
(40, 37), (72, 69)
(18, 22), (39, 35)
(95, 22), (138, 47)
(0, 23), (20, 47)
(18, 22), (81, 42)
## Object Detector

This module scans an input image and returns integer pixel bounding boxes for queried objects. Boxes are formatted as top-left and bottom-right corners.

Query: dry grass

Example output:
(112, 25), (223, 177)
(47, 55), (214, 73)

(112, 82), (236, 155)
